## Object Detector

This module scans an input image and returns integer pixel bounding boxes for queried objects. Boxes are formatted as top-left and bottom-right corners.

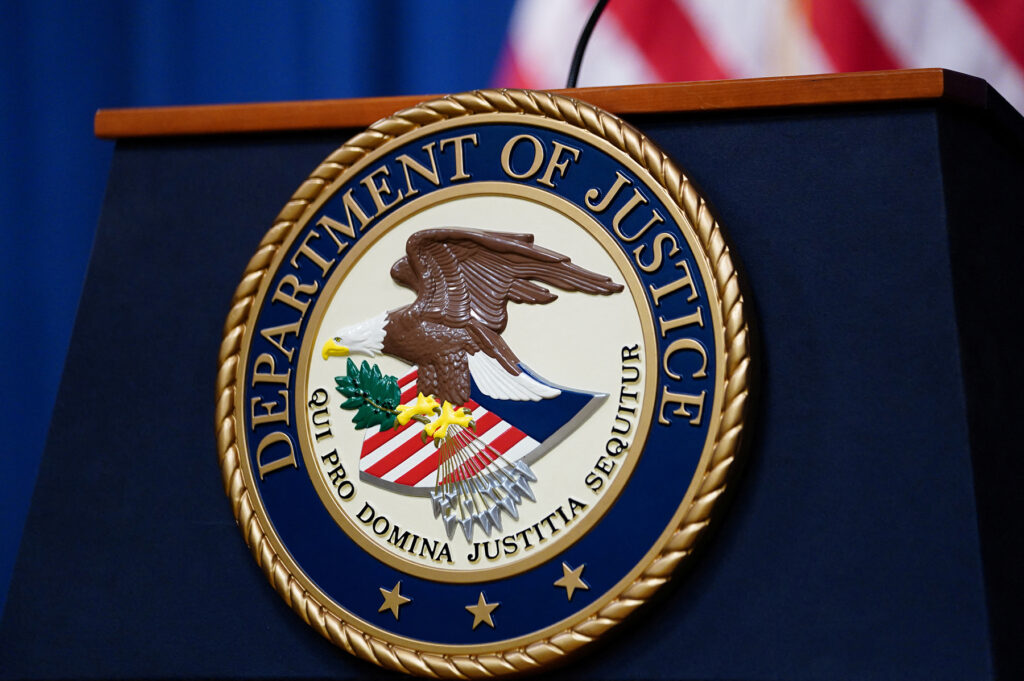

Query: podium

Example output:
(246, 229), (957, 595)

(2, 70), (1021, 680)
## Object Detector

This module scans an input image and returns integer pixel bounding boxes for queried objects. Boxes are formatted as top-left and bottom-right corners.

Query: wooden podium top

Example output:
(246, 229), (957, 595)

(94, 69), (999, 139)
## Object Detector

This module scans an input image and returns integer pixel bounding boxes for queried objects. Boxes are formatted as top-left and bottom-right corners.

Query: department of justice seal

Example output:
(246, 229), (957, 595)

(216, 89), (753, 676)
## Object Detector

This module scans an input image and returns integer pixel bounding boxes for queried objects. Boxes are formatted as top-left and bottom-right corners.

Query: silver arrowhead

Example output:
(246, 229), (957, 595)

(442, 513), (457, 539)
(514, 460), (537, 482)
(487, 505), (503, 532)
(474, 510), (493, 536)
(460, 517), (474, 542)
(512, 475), (535, 502)
(474, 477), (500, 503)
(430, 490), (447, 517)
(501, 478), (522, 503)
(498, 495), (519, 520)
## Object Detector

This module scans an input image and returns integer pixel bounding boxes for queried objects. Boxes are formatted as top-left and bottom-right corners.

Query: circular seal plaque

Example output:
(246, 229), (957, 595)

(216, 90), (752, 676)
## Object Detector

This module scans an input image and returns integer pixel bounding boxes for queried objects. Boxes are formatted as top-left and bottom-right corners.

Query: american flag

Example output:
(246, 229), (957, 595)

(494, 0), (1024, 113)
(358, 369), (541, 492)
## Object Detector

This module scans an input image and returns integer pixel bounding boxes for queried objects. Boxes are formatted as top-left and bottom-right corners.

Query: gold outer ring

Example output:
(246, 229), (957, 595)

(215, 89), (752, 677)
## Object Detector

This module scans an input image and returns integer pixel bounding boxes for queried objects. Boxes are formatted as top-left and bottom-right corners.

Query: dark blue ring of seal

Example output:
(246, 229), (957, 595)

(237, 117), (726, 650)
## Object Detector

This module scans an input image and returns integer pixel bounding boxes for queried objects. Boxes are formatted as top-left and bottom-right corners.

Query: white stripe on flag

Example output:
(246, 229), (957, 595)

(414, 423), (535, 488)
(860, 0), (1024, 111)
(581, 10), (660, 86)
(379, 406), (496, 482)
(676, 0), (832, 78)
(357, 366), (547, 488)
(361, 403), (493, 474)
(508, 0), (657, 88)
(380, 444), (437, 484)
(501, 434), (540, 464)
(359, 421), (425, 470)
(506, 0), (590, 87)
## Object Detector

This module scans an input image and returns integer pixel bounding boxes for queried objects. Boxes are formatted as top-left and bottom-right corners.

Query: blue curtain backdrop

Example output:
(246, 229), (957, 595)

(0, 0), (517, 618)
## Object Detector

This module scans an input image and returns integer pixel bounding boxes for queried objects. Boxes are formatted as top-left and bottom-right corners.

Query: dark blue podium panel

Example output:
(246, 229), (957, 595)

(2, 99), (1021, 680)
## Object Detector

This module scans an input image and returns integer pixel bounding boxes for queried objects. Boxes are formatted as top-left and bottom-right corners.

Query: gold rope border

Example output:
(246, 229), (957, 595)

(215, 89), (751, 678)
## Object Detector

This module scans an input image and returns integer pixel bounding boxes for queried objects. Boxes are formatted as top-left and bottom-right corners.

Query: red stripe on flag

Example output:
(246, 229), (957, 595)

(451, 444), (500, 481)
(392, 411), (503, 487)
(361, 419), (414, 455)
(400, 384), (418, 403)
(365, 433), (431, 479)
(361, 378), (419, 454)
(606, 0), (727, 82)
(364, 410), (500, 476)
(808, 0), (900, 72)
(442, 427), (528, 484)
(964, 0), (1024, 73)
(393, 449), (441, 487)
(360, 373), (420, 455)
(398, 370), (418, 387)
(438, 419), (506, 485)
(482, 426), (527, 459)
(470, 411), (502, 433)
(361, 398), (484, 462)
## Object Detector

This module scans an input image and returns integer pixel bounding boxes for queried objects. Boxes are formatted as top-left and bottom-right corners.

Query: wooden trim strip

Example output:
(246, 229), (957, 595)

(95, 69), (984, 139)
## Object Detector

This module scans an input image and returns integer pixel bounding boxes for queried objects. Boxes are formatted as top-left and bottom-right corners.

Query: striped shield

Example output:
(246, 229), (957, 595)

(358, 366), (605, 495)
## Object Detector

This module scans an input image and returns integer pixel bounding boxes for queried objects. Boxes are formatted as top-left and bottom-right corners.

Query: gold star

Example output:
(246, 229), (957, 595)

(378, 581), (411, 620)
(554, 562), (589, 601)
(465, 591), (499, 629)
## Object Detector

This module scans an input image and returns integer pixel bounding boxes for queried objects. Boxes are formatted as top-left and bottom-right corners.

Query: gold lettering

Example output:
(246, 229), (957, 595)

(612, 191), (664, 243)
(317, 214), (356, 253)
(251, 353), (290, 386)
(633, 232), (680, 273)
(662, 338), (708, 380)
(537, 141), (581, 188)
(500, 134), (544, 179)
(289, 230), (335, 276)
(250, 390), (290, 427)
(272, 274), (318, 314)
(259, 321), (301, 362)
(439, 133), (478, 180)
(317, 189), (371, 250)
(360, 165), (403, 214)
(585, 171), (630, 212)
(657, 387), (706, 426)
(658, 307), (704, 337)
(648, 260), (698, 306)
(395, 142), (441, 197)
(256, 431), (297, 479)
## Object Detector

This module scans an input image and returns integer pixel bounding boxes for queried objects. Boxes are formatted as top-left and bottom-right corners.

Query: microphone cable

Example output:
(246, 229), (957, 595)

(566, 0), (612, 88)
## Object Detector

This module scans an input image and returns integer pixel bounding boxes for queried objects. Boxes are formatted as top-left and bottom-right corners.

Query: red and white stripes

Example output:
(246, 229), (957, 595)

(358, 370), (538, 490)
(495, 0), (1024, 112)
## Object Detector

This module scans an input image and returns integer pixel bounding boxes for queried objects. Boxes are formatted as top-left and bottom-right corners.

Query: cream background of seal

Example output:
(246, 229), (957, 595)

(304, 195), (646, 572)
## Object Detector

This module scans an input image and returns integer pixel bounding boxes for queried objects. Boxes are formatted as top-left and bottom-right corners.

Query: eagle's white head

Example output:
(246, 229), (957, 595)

(321, 312), (387, 360)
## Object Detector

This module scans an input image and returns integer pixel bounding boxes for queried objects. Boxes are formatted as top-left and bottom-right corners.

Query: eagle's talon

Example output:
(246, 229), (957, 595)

(424, 401), (475, 440)
(396, 393), (441, 427)
(460, 407), (477, 432)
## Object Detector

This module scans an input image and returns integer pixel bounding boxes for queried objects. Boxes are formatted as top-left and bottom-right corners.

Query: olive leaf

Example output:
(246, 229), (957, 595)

(334, 358), (401, 430)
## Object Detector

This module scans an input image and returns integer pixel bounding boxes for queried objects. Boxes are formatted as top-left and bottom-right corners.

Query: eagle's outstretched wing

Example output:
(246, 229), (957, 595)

(390, 228), (623, 383)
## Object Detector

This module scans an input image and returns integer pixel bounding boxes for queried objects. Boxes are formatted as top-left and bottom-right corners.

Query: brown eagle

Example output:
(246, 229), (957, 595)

(321, 228), (623, 405)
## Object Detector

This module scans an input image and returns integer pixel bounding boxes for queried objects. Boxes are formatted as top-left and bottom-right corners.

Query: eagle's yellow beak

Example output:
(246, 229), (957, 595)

(321, 338), (349, 360)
